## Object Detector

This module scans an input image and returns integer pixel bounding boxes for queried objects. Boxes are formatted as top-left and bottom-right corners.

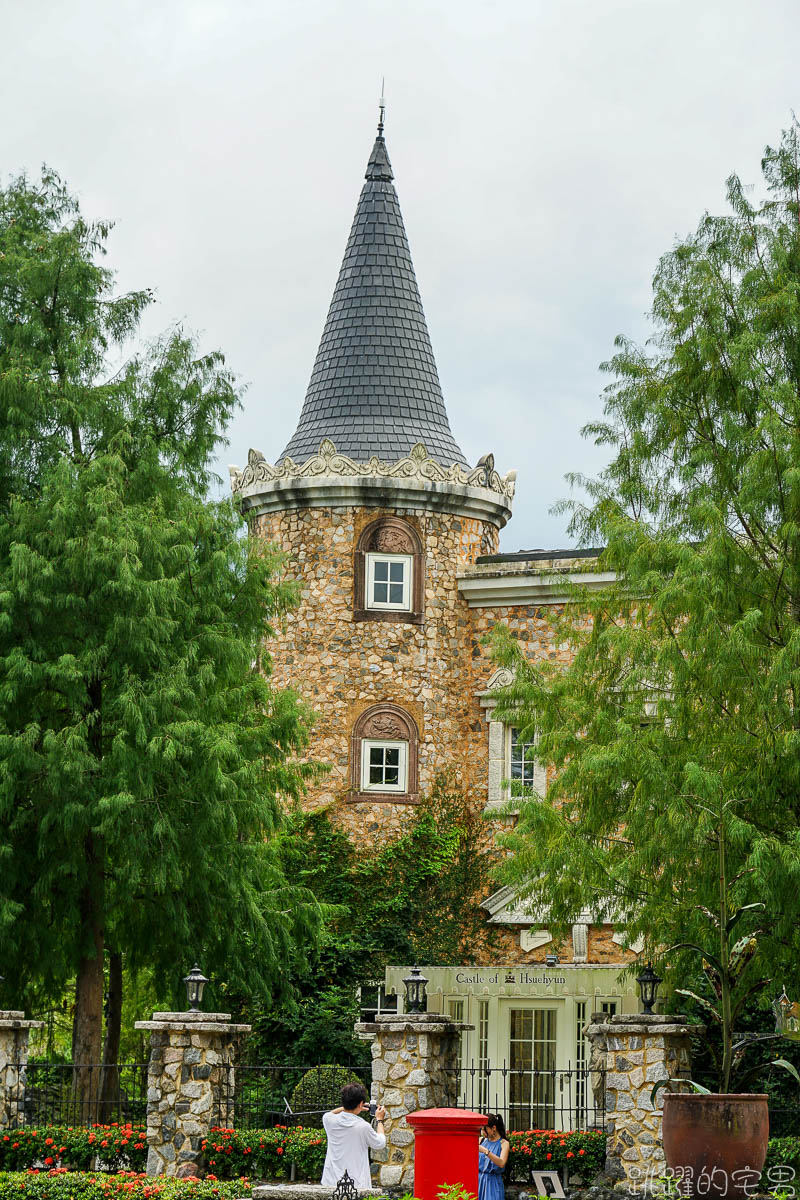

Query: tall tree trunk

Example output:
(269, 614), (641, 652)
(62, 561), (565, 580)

(99, 951), (123, 1121)
(72, 832), (104, 1122)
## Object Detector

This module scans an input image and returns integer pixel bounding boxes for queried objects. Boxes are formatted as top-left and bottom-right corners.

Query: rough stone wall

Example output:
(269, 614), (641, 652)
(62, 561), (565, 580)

(254, 504), (496, 844)
(354, 1014), (467, 1190)
(584, 1014), (695, 1190)
(474, 926), (631, 967)
(0, 1012), (43, 1129)
(254, 502), (636, 969)
(135, 1012), (250, 1177)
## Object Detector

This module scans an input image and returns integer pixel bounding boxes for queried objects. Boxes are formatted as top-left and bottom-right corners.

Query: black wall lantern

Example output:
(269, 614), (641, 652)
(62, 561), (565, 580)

(637, 962), (662, 1014)
(183, 963), (209, 1012)
(402, 965), (428, 1014)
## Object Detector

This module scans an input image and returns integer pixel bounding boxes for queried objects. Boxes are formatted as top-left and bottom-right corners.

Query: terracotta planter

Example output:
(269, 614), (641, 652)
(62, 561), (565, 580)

(661, 1093), (769, 1199)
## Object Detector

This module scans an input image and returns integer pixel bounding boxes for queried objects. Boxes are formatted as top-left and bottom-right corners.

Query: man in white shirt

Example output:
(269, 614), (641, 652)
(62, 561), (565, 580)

(321, 1083), (387, 1191)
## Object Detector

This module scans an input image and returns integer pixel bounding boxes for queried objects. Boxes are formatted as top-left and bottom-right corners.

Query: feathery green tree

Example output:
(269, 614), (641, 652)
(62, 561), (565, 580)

(0, 170), (322, 1081)
(491, 124), (800, 1091)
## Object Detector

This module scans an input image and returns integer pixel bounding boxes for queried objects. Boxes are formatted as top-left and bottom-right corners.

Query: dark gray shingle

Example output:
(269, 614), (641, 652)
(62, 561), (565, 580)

(280, 130), (468, 468)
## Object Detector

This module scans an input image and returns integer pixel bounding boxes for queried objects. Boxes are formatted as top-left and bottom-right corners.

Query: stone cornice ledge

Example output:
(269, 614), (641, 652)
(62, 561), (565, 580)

(458, 569), (616, 607)
(0, 1011), (44, 1030)
(584, 1019), (695, 1038)
(135, 1018), (251, 1034)
(354, 1019), (474, 1036)
(229, 440), (515, 527)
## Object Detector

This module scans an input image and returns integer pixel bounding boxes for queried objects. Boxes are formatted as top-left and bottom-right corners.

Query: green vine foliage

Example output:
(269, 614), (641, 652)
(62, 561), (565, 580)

(238, 772), (491, 1064)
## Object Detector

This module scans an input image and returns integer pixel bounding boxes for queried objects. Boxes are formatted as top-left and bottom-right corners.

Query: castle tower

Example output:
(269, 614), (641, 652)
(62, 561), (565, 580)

(230, 113), (515, 839)
(231, 114), (645, 1093)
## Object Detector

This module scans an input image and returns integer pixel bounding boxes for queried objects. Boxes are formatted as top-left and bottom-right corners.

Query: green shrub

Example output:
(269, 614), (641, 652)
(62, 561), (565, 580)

(201, 1127), (325, 1182)
(0, 1126), (148, 1173)
(0, 1172), (250, 1200)
(288, 1067), (364, 1129)
(507, 1129), (606, 1181)
(764, 1136), (800, 1184)
(283, 1128), (327, 1181)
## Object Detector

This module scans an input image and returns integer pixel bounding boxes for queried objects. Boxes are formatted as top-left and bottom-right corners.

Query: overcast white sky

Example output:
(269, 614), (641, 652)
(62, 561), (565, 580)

(3, 0), (799, 549)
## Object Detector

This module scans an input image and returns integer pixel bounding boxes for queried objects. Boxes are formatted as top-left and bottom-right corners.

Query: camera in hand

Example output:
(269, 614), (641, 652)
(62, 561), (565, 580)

(369, 1102), (377, 1118)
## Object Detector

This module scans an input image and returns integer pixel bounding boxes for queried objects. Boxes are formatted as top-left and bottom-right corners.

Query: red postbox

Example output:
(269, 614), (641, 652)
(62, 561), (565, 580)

(406, 1108), (487, 1200)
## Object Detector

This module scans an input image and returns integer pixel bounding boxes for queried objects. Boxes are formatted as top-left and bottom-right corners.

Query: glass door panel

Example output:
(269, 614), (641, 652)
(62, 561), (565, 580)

(508, 1007), (557, 1130)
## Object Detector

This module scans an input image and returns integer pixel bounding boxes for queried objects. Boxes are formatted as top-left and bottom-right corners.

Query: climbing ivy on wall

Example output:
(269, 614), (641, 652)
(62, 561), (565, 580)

(238, 773), (493, 1064)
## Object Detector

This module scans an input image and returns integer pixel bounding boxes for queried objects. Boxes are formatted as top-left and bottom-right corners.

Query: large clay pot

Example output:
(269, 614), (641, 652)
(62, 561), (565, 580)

(661, 1093), (769, 1199)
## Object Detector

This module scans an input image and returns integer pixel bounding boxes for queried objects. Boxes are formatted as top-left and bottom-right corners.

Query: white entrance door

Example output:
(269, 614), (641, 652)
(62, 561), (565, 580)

(507, 1006), (558, 1130)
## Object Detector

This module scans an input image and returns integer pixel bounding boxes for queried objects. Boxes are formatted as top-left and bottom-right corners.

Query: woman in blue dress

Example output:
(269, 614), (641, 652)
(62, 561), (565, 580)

(478, 1114), (510, 1200)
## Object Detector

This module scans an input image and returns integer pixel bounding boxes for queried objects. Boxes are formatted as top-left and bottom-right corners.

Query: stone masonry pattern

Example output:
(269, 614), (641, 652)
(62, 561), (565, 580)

(255, 501), (631, 968)
(355, 1014), (467, 1190)
(135, 1012), (250, 1177)
(584, 1014), (694, 1190)
(0, 1012), (43, 1129)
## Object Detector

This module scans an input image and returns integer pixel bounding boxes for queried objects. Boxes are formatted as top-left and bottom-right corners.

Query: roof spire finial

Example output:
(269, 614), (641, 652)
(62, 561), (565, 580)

(378, 78), (386, 136)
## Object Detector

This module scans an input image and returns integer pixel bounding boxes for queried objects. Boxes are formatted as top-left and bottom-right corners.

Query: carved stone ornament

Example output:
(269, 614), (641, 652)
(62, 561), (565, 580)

(485, 667), (515, 691)
(371, 527), (413, 554)
(364, 715), (404, 738)
(229, 439), (517, 503)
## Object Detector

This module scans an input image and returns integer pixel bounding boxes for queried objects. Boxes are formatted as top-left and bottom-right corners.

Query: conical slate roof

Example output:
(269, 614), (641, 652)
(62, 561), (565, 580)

(280, 125), (468, 468)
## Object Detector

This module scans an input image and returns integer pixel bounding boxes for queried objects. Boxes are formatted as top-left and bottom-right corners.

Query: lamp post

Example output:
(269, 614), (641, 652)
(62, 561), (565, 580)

(402, 965), (428, 1014)
(183, 964), (209, 1012)
(637, 962), (662, 1014)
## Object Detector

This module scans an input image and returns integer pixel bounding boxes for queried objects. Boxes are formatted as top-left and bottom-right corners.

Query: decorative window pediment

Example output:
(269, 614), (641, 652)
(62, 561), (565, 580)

(354, 518), (423, 625)
(349, 703), (419, 804)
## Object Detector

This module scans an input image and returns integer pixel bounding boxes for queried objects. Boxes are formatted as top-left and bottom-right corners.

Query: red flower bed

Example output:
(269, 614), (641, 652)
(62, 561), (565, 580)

(0, 1125), (147, 1173)
(200, 1127), (325, 1181)
(507, 1129), (606, 1180)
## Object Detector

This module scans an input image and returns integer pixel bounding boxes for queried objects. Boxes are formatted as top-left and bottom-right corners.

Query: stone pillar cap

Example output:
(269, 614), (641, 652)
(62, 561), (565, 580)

(134, 1018), (251, 1034)
(602, 1012), (688, 1025)
(0, 1012), (44, 1029)
(151, 1010), (232, 1022)
(354, 1019), (473, 1035)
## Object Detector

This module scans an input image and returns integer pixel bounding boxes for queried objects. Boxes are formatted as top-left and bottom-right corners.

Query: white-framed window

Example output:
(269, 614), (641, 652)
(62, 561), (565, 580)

(366, 553), (412, 610)
(361, 738), (408, 792)
(510, 727), (539, 794)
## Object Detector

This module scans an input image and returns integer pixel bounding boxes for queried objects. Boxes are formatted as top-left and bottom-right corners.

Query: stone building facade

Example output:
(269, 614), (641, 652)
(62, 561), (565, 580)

(230, 114), (641, 1114)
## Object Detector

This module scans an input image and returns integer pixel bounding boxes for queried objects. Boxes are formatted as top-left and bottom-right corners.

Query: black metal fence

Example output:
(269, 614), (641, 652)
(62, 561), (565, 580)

(8, 1063), (148, 1128)
(221, 1062), (373, 1130)
(17, 1062), (798, 1140)
(448, 1065), (606, 1132)
(769, 1104), (800, 1137)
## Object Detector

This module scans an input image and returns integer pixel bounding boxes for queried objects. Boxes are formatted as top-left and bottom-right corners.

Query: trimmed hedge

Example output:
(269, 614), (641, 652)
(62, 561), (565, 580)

(0, 1127), (147, 1173)
(0, 1173), (250, 1200)
(288, 1067), (364, 1130)
(507, 1129), (606, 1181)
(201, 1127), (325, 1181)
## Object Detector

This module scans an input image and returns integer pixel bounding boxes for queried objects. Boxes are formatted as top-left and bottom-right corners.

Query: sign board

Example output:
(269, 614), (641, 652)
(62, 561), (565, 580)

(530, 1171), (565, 1197)
(384, 963), (638, 1003)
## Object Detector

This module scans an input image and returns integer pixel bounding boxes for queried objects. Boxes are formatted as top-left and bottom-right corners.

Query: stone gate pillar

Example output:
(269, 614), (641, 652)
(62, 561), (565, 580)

(355, 1012), (472, 1191)
(0, 1011), (44, 1128)
(584, 1012), (698, 1191)
(135, 1009), (251, 1177)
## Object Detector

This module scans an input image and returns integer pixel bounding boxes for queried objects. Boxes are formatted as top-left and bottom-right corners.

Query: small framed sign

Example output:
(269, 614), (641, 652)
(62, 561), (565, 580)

(530, 1171), (565, 1198)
